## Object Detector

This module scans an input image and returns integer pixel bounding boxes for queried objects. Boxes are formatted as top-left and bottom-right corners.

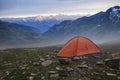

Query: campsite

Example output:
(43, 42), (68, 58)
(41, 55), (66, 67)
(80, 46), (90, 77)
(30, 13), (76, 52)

(0, 0), (120, 80)
(0, 37), (120, 80)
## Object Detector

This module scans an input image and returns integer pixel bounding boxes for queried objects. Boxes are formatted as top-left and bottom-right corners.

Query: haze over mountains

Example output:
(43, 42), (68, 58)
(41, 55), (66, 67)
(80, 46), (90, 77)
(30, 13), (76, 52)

(0, 6), (120, 49)
(1, 14), (80, 33)
(0, 21), (45, 49)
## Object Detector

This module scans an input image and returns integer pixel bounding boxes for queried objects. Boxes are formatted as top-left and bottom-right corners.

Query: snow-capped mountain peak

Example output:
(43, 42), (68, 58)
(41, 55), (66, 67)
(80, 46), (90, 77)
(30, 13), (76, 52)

(109, 6), (120, 22)
(35, 15), (45, 21)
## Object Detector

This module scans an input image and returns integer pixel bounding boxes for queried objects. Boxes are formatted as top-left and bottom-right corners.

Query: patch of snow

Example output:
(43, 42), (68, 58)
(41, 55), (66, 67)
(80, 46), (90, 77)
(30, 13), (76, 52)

(22, 18), (27, 22)
(109, 7), (120, 22)
(112, 8), (120, 14)
(97, 24), (101, 27)
(35, 16), (44, 21)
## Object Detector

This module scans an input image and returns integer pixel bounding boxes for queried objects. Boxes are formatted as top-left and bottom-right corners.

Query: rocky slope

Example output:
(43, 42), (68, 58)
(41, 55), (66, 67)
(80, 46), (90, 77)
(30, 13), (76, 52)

(0, 46), (119, 80)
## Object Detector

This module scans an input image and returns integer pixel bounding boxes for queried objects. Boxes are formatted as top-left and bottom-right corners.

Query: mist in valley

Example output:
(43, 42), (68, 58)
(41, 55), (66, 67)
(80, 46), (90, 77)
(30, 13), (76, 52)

(0, 34), (119, 51)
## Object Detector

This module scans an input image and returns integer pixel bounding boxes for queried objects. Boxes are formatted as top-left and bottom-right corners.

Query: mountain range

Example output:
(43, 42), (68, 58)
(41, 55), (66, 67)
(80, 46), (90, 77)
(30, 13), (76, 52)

(0, 14), (80, 33)
(44, 6), (120, 44)
(0, 21), (45, 49)
(0, 6), (120, 48)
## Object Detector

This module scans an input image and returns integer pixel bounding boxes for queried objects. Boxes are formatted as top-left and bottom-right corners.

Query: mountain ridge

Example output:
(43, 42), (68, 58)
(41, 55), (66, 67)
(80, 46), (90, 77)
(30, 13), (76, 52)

(0, 14), (81, 33)
(0, 6), (120, 48)
(44, 6), (120, 44)
(0, 20), (45, 49)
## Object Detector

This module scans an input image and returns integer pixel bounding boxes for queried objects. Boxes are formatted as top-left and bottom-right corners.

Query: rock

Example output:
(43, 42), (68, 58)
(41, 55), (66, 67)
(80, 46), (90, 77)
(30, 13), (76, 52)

(4, 63), (12, 66)
(88, 67), (93, 70)
(80, 56), (88, 59)
(50, 55), (56, 58)
(48, 71), (57, 74)
(73, 57), (80, 60)
(40, 58), (45, 62)
(48, 71), (59, 78)
(53, 50), (59, 53)
(117, 77), (120, 80)
(46, 55), (50, 57)
(77, 64), (88, 69)
(104, 58), (110, 61)
(92, 53), (101, 58)
(20, 65), (27, 70)
(33, 62), (39, 66)
(105, 59), (120, 70)
(41, 76), (45, 79)
(111, 52), (120, 58)
(66, 67), (74, 72)
(93, 72), (100, 75)
(26, 67), (29, 70)
(22, 71), (26, 74)
(50, 74), (59, 77)
(81, 61), (87, 65)
(21, 66), (26, 70)
(56, 67), (61, 70)
(6, 71), (10, 75)
(58, 58), (71, 65)
(96, 61), (104, 65)
(30, 73), (37, 76)
(28, 76), (34, 80)
(58, 70), (69, 77)
(106, 73), (117, 76)
(41, 60), (52, 67)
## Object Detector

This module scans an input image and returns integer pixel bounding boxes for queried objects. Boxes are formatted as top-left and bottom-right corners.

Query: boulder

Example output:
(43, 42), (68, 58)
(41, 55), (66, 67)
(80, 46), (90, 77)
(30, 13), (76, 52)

(96, 61), (104, 65)
(66, 67), (74, 72)
(33, 62), (39, 66)
(105, 59), (120, 70)
(40, 58), (45, 62)
(56, 67), (61, 70)
(58, 70), (69, 77)
(41, 76), (45, 79)
(58, 58), (71, 65)
(41, 60), (52, 67)
(28, 76), (34, 80)
(50, 74), (59, 77)
(104, 58), (111, 61)
(30, 73), (37, 76)
(77, 64), (88, 69)
(106, 73), (117, 76)
(48, 71), (59, 78)
(111, 52), (120, 58)
(73, 57), (80, 60)
(117, 77), (120, 80)
(6, 71), (10, 75)
(48, 71), (57, 74)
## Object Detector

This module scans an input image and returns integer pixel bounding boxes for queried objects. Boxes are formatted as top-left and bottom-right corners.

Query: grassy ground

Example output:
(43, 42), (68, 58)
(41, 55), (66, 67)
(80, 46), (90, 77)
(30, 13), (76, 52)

(0, 45), (120, 80)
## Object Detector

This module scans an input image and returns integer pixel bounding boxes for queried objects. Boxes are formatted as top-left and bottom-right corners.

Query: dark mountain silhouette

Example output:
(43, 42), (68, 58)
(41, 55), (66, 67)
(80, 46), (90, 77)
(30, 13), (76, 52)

(44, 6), (120, 43)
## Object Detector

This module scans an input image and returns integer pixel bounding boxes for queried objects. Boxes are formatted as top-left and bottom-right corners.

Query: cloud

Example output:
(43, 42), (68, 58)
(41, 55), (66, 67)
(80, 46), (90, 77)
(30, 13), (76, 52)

(0, 0), (119, 18)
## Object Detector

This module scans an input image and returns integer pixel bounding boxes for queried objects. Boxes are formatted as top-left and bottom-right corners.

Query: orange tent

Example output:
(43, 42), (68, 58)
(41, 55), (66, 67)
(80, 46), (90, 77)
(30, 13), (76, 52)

(57, 36), (100, 57)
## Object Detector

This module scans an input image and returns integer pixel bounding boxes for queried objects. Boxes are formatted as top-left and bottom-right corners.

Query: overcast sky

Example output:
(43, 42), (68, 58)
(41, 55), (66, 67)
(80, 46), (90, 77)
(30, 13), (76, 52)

(0, 0), (120, 18)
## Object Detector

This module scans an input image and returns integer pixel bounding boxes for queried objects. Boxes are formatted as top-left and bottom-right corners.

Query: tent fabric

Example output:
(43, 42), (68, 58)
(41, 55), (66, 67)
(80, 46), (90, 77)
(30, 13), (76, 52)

(57, 37), (100, 57)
